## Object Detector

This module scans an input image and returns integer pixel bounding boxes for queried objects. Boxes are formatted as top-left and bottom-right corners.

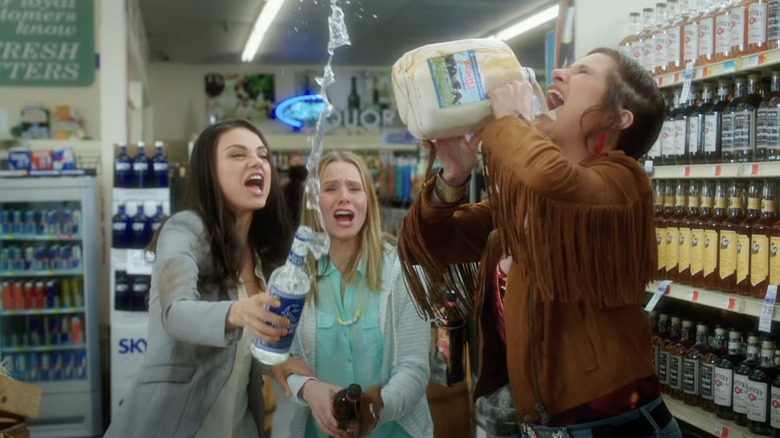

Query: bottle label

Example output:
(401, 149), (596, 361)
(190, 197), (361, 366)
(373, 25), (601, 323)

(704, 114), (719, 153)
(749, 198), (762, 210)
(704, 229), (719, 277)
(716, 12), (732, 55)
(153, 162), (168, 172)
(737, 233), (750, 284)
(254, 284), (307, 353)
(667, 228), (680, 272)
(133, 162), (149, 172)
(655, 32), (668, 69)
(722, 113), (735, 153)
(714, 367), (733, 407)
(679, 228), (692, 274)
(770, 0), (780, 41)
(701, 362), (715, 401)
(657, 227), (667, 271)
(436, 326), (452, 361)
(771, 385), (780, 428)
(752, 235), (770, 286)
(676, 196), (687, 207)
(758, 108), (770, 149)
(670, 354), (682, 390)
(763, 200), (776, 213)
(682, 357), (700, 395)
(691, 229), (705, 277)
(699, 17), (715, 58)
(734, 373), (750, 414)
(770, 235), (780, 285)
(668, 26), (682, 66)
(689, 116), (702, 154)
(659, 350), (670, 384)
(749, 3), (768, 45)
(733, 112), (755, 152)
(716, 197), (729, 209)
(684, 22), (699, 63)
(648, 134), (662, 159)
(766, 109), (780, 151)
(631, 40), (643, 62)
(112, 222), (127, 232)
(642, 38), (656, 73)
(747, 381), (768, 422)
(702, 196), (714, 209)
(427, 50), (486, 109)
(732, 7), (746, 49)
(115, 162), (131, 172)
(674, 120), (687, 155)
(289, 251), (306, 267)
(720, 230), (738, 279)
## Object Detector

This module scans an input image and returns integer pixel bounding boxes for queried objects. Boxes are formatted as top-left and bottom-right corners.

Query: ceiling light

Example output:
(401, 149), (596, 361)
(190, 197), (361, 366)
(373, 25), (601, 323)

(241, 0), (287, 62)
(493, 5), (560, 41)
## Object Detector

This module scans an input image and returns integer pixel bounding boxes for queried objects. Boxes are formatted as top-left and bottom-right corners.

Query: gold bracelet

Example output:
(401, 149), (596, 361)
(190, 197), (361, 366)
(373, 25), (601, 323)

(434, 170), (469, 203)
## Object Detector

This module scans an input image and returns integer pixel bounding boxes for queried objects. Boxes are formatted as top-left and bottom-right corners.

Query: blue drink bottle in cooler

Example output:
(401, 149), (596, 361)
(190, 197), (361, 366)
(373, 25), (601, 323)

(133, 141), (151, 188)
(152, 141), (169, 188)
(114, 142), (133, 188)
(251, 225), (312, 365)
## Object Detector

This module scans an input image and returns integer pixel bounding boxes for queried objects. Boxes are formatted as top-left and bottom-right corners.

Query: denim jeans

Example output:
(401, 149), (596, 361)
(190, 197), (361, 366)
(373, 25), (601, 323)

(520, 397), (682, 438)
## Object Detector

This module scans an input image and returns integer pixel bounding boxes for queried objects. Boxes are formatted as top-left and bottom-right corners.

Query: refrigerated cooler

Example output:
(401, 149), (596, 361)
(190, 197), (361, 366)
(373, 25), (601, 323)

(0, 176), (102, 437)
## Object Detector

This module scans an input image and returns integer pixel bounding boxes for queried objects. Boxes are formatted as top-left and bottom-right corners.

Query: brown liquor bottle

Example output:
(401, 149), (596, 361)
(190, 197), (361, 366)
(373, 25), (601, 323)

(683, 323), (711, 406)
(715, 330), (746, 420)
(747, 0), (770, 54)
(333, 384), (362, 432)
(698, 0), (719, 66)
(670, 0), (693, 72)
(660, 316), (683, 392)
(737, 180), (762, 295)
(667, 181), (688, 281)
(720, 181), (746, 293)
(655, 180), (669, 279)
(702, 326), (728, 412)
(638, 8), (658, 73)
(679, 181), (699, 284)
(670, 319), (696, 399)
(752, 181), (777, 298)
(731, 0), (752, 58)
(705, 180), (729, 290)
(755, 71), (780, 161)
(692, 181), (713, 287)
(653, 313), (671, 376)
(734, 334), (762, 426)
(618, 12), (643, 59)
(747, 339), (779, 435)
(715, 0), (734, 61)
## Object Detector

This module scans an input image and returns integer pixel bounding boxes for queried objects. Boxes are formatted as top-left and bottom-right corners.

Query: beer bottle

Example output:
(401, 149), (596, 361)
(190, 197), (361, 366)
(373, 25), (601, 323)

(333, 383), (362, 433)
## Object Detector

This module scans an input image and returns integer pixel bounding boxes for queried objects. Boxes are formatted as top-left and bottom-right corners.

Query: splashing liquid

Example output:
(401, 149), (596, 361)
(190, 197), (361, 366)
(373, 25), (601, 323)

(303, 0), (351, 259)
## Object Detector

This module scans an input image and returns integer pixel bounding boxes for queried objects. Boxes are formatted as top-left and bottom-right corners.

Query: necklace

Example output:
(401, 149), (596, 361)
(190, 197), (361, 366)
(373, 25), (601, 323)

(325, 277), (363, 326)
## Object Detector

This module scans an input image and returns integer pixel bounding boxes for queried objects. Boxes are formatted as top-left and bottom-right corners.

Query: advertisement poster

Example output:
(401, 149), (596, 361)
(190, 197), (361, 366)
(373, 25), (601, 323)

(204, 73), (275, 124)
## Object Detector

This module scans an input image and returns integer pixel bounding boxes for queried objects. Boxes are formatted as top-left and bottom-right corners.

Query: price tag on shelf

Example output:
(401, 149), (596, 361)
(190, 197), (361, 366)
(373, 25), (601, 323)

(681, 166), (691, 177)
(644, 160), (654, 177)
(686, 290), (699, 302)
(127, 249), (153, 275)
(721, 296), (737, 311)
(743, 164), (759, 176)
(679, 62), (695, 104)
(724, 60), (737, 72)
(712, 165), (722, 177)
(713, 423), (730, 437)
(645, 280), (673, 312)
(759, 285), (778, 333)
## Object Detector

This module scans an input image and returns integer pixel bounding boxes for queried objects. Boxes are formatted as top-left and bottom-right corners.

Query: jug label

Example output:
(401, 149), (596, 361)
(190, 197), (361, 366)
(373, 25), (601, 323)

(428, 50), (486, 108)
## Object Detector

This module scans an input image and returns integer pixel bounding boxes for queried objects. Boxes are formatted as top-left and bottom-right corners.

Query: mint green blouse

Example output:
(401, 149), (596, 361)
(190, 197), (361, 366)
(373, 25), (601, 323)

(304, 258), (411, 438)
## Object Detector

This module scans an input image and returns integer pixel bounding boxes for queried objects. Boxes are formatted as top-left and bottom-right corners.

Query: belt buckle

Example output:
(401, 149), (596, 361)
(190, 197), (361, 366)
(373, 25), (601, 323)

(520, 424), (539, 438)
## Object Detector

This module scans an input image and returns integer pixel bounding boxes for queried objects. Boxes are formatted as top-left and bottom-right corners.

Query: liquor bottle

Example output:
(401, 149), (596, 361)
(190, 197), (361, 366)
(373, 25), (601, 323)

(251, 226), (312, 365)
(654, 4), (672, 76)
(670, 320), (696, 399)
(667, 181), (688, 281)
(770, 366), (780, 434)
(132, 141), (152, 189)
(679, 181), (698, 284)
(619, 12), (643, 59)
(721, 181), (746, 293)
(639, 8), (658, 73)
(715, 0), (734, 61)
(675, 85), (699, 164)
(152, 141), (169, 188)
(149, 203), (167, 237)
(683, 0), (702, 68)
(130, 203), (151, 250)
(747, 338), (778, 435)
(653, 313), (671, 375)
(664, 92), (682, 164)
(752, 181), (776, 298)
(771, 0), (780, 50)
(348, 76), (361, 118)
(760, 71), (780, 161)
(704, 79), (731, 163)
(734, 334), (762, 426)
(698, 0), (719, 65)
(114, 271), (131, 311)
(111, 203), (132, 249)
(660, 316), (683, 392)
(333, 383), (362, 433)
(114, 142), (133, 188)
(734, 72), (764, 162)
(656, 181), (669, 279)
(683, 323), (711, 405)
(723, 76), (747, 163)
(702, 326), (728, 412)
(131, 275), (149, 311)
(692, 181), (712, 287)
(747, 0), (769, 53)
(435, 289), (466, 385)
(737, 180), (762, 294)
(705, 180), (728, 289)
(669, 0), (691, 72)
(731, 0), (751, 58)
(715, 329), (746, 419)
(691, 82), (714, 163)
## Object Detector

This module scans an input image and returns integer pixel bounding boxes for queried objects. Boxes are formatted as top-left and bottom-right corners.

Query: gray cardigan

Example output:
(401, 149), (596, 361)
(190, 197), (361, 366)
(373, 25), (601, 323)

(105, 211), (266, 438)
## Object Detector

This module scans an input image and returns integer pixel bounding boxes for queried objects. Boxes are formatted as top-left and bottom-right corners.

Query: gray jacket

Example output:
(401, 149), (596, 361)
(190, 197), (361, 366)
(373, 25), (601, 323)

(105, 211), (266, 438)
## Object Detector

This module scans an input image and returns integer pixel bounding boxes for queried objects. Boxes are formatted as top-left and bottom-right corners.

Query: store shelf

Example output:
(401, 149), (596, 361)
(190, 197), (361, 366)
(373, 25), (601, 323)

(647, 281), (779, 321)
(0, 269), (83, 278)
(4, 343), (85, 353)
(1, 307), (85, 316)
(264, 133), (418, 152)
(0, 234), (82, 241)
(656, 48), (780, 89)
(664, 395), (751, 438)
(651, 162), (780, 179)
(112, 187), (170, 203)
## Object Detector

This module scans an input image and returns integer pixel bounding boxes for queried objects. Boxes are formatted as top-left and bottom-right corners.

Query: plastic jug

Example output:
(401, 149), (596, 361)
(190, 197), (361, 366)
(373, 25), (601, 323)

(392, 38), (547, 140)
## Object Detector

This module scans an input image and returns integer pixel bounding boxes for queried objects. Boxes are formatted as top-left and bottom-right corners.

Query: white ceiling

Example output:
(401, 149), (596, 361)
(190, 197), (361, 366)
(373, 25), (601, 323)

(137, 0), (555, 70)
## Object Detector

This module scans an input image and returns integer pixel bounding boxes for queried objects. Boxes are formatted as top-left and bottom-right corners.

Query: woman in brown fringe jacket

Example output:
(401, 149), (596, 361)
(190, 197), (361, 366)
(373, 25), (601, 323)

(398, 48), (682, 438)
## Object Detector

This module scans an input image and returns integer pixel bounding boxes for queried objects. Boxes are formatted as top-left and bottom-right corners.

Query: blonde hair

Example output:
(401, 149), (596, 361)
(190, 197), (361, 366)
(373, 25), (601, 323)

(301, 151), (394, 301)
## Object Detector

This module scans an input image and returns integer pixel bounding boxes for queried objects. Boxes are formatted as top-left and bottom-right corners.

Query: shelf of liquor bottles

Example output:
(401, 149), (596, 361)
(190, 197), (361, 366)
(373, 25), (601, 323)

(664, 395), (752, 438)
(655, 49), (780, 90)
(647, 281), (780, 322)
(653, 163), (780, 180)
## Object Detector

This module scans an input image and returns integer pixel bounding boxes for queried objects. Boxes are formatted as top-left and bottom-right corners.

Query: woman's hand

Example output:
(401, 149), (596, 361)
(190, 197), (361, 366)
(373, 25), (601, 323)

(425, 133), (482, 187)
(227, 293), (289, 343)
(358, 384), (383, 437)
(271, 356), (314, 397)
(301, 380), (352, 438)
(488, 80), (534, 121)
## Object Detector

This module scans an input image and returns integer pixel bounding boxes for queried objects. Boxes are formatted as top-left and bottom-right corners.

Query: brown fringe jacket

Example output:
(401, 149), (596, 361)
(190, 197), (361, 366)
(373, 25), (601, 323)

(398, 115), (657, 423)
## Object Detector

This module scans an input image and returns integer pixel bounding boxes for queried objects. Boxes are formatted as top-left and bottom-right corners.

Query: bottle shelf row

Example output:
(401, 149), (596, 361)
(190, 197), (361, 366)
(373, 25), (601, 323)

(651, 163), (780, 180)
(4, 343), (85, 354)
(0, 234), (82, 242)
(647, 281), (780, 322)
(663, 396), (750, 438)
(1, 307), (84, 316)
(655, 49), (780, 89)
(0, 269), (83, 278)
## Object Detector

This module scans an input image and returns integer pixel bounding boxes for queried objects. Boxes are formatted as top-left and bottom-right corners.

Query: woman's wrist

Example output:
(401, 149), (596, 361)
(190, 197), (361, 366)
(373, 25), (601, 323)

(434, 169), (470, 203)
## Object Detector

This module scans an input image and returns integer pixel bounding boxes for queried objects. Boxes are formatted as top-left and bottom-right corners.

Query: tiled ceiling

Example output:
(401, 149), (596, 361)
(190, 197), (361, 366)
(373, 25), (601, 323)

(137, 0), (556, 70)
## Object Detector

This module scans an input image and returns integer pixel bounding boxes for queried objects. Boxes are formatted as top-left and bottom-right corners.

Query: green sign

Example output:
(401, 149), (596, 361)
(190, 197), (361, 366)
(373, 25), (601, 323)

(0, 0), (94, 86)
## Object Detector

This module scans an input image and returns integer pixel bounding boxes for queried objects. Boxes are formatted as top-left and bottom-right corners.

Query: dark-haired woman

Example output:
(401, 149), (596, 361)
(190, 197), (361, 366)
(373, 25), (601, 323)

(106, 119), (313, 438)
(399, 49), (682, 437)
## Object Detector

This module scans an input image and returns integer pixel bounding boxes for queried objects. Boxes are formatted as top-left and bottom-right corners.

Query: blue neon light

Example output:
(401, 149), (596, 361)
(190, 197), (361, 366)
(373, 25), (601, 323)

(274, 94), (326, 129)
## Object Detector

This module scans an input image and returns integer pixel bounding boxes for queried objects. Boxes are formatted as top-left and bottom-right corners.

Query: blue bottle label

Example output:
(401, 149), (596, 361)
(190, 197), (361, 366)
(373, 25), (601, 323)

(254, 284), (307, 353)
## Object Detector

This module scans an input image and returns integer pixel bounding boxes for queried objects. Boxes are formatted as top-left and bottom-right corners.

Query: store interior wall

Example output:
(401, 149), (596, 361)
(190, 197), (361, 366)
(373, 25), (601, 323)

(576, 0), (647, 55)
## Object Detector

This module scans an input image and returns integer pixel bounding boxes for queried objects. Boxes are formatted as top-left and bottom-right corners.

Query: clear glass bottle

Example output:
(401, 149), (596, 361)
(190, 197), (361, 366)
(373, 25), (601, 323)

(654, 4), (671, 76)
(670, 0), (693, 71)
(639, 8), (658, 73)
(684, 0), (703, 67)
(731, 0), (752, 58)
(619, 12), (643, 58)
(715, 0), (735, 61)
(747, 0), (770, 53)
(699, 0), (719, 65)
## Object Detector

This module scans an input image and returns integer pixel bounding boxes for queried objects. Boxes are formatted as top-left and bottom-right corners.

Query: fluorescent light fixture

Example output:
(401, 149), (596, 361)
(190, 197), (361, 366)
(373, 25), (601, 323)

(493, 5), (560, 41)
(241, 0), (287, 62)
